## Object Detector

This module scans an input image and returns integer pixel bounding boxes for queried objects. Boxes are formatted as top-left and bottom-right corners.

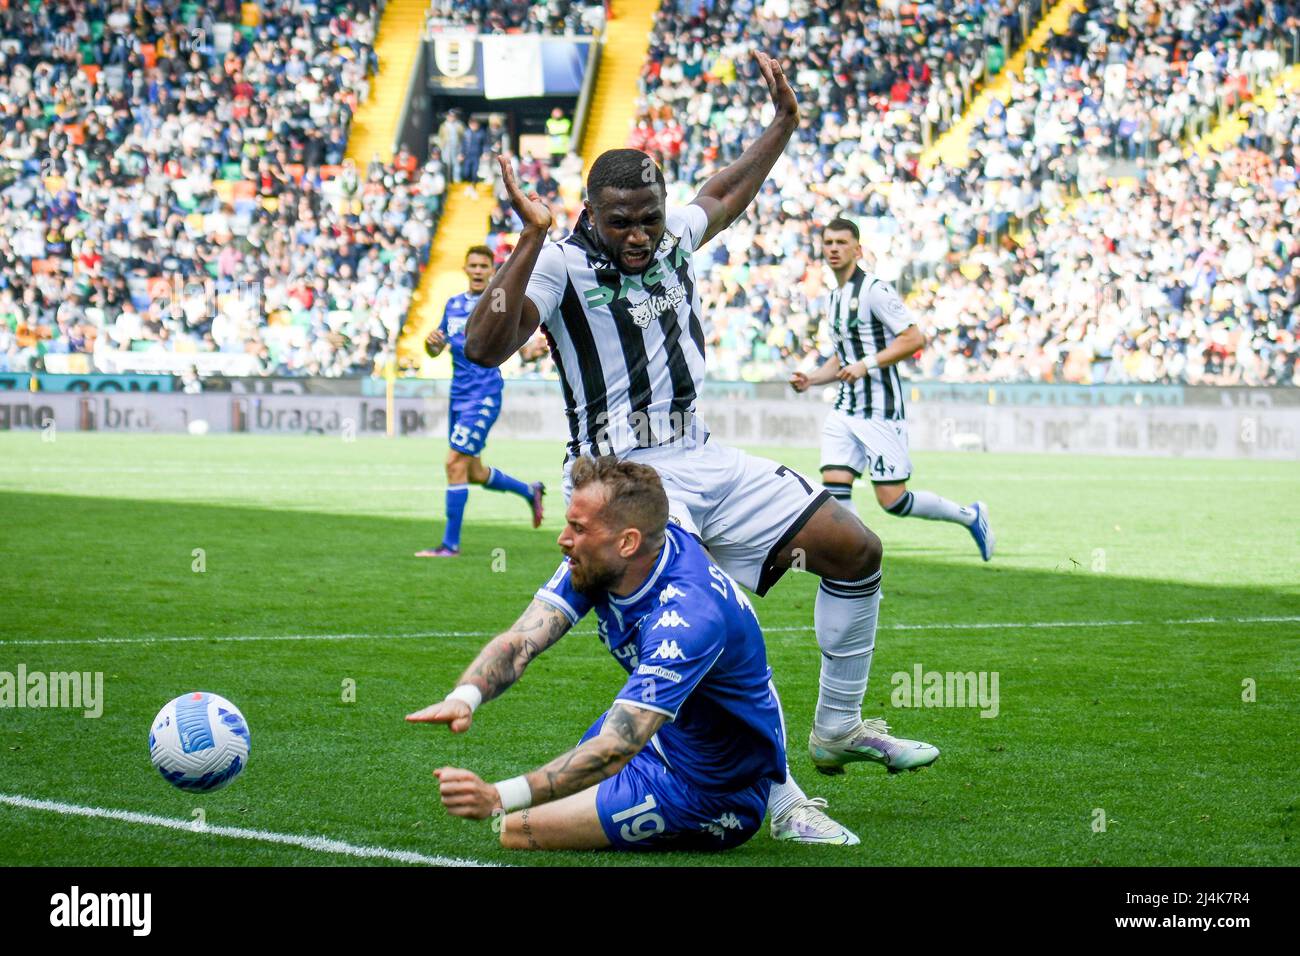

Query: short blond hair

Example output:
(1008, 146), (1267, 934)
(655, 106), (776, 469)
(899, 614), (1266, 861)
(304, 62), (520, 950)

(569, 456), (668, 552)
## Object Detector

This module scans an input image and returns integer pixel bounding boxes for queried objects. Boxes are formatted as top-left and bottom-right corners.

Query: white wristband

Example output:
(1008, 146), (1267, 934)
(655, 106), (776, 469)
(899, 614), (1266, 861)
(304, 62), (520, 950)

(445, 684), (482, 713)
(495, 775), (532, 813)
(863, 354), (880, 372)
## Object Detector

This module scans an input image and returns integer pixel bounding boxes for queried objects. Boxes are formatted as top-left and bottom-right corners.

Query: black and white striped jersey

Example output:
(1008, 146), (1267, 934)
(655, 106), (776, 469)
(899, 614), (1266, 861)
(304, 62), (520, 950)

(826, 267), (914, 422)
(525, 204), (711, 460)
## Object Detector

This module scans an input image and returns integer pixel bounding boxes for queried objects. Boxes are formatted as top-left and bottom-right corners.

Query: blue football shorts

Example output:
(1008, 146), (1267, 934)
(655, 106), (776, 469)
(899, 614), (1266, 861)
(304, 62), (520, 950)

(580, 712), (770, 852)
(447, 395), (501, 456)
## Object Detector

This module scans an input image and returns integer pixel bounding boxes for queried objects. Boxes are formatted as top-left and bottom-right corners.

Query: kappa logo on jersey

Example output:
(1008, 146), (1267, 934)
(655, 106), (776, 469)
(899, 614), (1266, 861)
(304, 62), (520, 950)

(628, 285), (686, 329)
(658, 584), (686, 605)
(652, 611), (690, 631)
(649, 638), (686, 660)
(700, 812), (743, 840)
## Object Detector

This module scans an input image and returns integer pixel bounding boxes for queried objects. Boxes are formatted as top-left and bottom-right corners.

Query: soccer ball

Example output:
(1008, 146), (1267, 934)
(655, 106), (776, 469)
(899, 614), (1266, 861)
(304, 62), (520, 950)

(149, 692), (250, 792)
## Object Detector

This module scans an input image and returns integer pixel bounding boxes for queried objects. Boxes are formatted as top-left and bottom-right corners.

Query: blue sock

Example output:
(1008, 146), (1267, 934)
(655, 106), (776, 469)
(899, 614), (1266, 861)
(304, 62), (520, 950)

(484, 466), (533, 503)
(441, 484), (469, 550)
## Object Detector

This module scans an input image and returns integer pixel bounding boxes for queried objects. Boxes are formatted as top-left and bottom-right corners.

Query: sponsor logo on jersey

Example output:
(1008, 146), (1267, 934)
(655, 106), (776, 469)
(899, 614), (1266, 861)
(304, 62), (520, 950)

(627, 285), (687, 329)
(635, 663), (682, 684)
(649, 638), (686, 660)
(652, 611), (690, 632)
(658, 584), (686, 605)
(579, 243), (692, 310)
(609, 632), (639, 667)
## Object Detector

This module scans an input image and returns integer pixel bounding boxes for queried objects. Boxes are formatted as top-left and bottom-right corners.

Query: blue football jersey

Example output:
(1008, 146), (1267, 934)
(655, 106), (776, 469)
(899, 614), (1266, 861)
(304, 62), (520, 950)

(534, 524), (787, 794)
(441, 292), (504, 406)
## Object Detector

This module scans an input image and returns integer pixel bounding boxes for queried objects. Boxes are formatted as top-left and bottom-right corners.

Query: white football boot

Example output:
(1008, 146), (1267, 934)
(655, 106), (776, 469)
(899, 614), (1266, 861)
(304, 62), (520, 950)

(810, 718), (940, 775)
(770, 797), (860, 846)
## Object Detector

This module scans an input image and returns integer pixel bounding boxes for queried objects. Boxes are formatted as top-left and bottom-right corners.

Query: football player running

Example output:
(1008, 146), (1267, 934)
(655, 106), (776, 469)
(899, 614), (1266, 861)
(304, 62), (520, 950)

(416, 245), (547, 557)
(790, 218), (994, 560)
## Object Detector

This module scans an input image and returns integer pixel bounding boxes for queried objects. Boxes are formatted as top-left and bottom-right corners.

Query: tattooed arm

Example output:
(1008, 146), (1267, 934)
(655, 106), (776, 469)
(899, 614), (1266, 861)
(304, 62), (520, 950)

(525, 703), (667, 803)
(405, 599), (572, 732)
(435, 702), (668, 820)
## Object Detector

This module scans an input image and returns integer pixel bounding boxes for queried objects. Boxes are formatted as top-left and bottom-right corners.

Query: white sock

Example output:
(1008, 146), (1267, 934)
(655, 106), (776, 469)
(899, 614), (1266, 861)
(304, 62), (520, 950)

(886, 490), (975, 526)
(764, 679), (808, 819)
(813, 572), (881, 740)
(767, 770), (808, 819)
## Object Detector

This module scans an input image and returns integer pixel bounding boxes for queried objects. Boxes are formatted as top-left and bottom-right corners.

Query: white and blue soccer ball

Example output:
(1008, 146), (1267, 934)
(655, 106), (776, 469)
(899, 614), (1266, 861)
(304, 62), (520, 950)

(149, 692), (250, 792)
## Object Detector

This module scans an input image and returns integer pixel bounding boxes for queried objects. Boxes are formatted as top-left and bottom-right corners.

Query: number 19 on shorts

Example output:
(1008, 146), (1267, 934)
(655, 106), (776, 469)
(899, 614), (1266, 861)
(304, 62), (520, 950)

(610, 794), (665, 843)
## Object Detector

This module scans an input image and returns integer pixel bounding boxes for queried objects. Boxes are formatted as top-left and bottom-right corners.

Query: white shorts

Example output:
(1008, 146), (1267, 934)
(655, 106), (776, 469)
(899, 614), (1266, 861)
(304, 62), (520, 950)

(562, 439), (829, 596)
(820, 410), (912, 484)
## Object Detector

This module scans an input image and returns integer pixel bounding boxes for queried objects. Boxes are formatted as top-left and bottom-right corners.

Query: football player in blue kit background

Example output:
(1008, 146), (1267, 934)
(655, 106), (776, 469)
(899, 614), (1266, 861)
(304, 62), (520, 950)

(407, 456), (790, 852)
(417, 245), (547, 557)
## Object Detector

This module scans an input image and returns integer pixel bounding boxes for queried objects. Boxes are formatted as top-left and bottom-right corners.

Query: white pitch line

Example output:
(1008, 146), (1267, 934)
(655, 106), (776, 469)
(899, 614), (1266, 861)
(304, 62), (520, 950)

(0, 793), (494, 868)
(2, 615), (1296, 647)
(803, 615), (1300, 633)
(0, 630), (490, 647)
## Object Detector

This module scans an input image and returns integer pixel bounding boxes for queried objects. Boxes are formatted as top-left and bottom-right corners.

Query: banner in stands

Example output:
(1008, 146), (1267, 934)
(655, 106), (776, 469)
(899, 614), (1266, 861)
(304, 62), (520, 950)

(86, 351), (261, 377)
(425, 35), (590, 97)
(10, 373), (1300, 407)
(0, 372), (175, 393)
(5, 390), (1296, 460)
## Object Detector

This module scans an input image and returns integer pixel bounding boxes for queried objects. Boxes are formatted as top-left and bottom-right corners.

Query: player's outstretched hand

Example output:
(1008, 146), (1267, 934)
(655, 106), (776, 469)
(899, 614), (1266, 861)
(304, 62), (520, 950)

(499, 153), (552, 233)
(754, 50), (798, 121)
(406, 699), (473, 733)
(424, 327), (446, 357)
(789, 370), (809, 392)
(435, 767), (502, 820)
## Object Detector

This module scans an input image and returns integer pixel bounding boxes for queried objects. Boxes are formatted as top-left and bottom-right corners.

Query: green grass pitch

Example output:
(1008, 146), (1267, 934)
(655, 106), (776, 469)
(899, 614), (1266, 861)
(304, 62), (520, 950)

(0, 432), (1296, 867)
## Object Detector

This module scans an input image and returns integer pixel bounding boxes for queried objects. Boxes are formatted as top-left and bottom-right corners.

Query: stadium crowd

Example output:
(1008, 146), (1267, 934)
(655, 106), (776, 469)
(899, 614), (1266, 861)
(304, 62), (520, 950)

(0, 0), (441, 377)
(2, 0), (1298, 386)
(620, 0), (1300, 385)
(424, 0), (607, 35)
